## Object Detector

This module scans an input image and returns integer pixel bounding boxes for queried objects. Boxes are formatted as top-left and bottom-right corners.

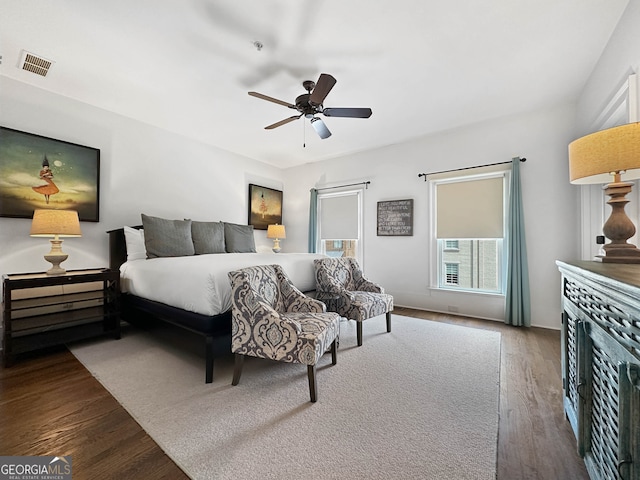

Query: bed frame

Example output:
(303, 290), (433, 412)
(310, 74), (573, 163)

(107, 226), (231, 383)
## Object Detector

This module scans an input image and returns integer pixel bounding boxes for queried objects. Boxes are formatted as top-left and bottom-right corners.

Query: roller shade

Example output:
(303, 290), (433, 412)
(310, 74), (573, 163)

(436, 176), (504, 238)
(320, 194), (359, 239)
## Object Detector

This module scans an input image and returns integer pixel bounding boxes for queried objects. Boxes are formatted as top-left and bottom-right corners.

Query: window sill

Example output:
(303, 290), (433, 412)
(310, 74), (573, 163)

(428, 286), (505, 299)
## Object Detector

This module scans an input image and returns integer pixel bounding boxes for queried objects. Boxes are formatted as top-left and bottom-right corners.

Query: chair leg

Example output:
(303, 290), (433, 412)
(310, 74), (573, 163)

(357, 321), (363, 346)
(231, 353), (244, 386)
(331, 339), (337, 365)
(307, 365), (317, 402)
(386, 311), (392, 333)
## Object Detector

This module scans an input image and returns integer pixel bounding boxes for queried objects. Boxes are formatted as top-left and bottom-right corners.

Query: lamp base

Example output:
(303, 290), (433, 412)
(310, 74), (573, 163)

(44, 253), (68, 275)
(596, 244), (640, 264)
(597, 179), (640, 264)
(272, 238), (281, 253)
(44, 238), (68, 275)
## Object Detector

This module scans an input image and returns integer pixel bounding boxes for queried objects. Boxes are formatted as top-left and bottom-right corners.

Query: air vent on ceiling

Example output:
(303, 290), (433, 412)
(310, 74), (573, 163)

(19, 50), (54, 77)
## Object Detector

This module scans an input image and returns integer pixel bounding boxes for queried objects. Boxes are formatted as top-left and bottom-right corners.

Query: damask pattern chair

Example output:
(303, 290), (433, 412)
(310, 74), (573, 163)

(228, 264), (340, 403)
(314, 257), (393, 346)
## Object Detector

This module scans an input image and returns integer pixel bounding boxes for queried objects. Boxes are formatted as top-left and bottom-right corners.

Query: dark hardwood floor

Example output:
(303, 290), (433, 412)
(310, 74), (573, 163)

(0, 308), (588, 480)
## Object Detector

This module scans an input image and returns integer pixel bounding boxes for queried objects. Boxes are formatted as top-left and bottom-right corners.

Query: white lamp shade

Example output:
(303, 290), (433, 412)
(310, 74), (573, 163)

(569, 122), (640, 184)
(267, 224), (286, 239)
(30, 209), (82, 237)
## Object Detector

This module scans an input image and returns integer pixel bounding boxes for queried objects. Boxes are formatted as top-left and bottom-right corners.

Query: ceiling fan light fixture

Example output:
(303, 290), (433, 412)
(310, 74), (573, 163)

(310, 117), (331, 139)
(248, 73), (370, 138)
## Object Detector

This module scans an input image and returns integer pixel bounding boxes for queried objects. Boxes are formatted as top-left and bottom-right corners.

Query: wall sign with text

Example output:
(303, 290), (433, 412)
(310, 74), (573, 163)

(377, 199), (413, 236)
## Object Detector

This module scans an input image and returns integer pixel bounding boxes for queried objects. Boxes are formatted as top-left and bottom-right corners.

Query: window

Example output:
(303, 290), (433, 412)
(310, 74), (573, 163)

(439, 239), (501, 291)
(444, 240), (459, 251)
(429, 165), (509, 294)
(316, 189), (363, 263)
(444, 263), (459, 285)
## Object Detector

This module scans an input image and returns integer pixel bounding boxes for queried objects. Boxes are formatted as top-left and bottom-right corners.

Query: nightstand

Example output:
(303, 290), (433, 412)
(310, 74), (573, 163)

(2, 268), (121, 367)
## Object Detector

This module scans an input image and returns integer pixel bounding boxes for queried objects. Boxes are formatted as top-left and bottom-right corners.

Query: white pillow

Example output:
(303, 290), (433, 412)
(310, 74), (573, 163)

(124, 226), (146, 261)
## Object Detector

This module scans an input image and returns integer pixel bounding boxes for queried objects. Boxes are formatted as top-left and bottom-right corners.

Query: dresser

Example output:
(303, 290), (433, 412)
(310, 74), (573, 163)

(2, 268), (120, 367)
(557, 260), (640, 480)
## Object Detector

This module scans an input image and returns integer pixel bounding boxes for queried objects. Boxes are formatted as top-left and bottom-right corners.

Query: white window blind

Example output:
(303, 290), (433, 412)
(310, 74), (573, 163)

(320, 193), (359, 239)
(436, 176), (504, 239)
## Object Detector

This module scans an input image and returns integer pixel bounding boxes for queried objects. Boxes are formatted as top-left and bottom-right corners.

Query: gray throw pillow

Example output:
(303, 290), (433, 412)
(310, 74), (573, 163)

(191, 221), (225, 254)
(224, 222), (256, 253)
(141, 214), (195, 258)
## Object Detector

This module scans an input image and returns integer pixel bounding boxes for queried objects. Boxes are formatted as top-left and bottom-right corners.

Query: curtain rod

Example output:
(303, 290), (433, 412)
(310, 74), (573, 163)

(417, 158), (526, 181)
(314, 181), (371, 191)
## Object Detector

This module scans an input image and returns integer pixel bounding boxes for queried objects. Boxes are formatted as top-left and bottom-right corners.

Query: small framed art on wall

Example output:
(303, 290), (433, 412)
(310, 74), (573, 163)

(248, 184), (283, 230)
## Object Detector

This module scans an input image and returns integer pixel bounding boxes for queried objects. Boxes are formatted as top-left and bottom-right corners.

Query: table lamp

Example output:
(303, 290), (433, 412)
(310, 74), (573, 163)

(267, 224), (286, 253)
(569, 122), (640, 263)
(30, 209), (82, 274)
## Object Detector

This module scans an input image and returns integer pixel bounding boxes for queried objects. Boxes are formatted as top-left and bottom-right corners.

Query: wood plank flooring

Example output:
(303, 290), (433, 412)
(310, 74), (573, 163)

(0, 308), (588, 480)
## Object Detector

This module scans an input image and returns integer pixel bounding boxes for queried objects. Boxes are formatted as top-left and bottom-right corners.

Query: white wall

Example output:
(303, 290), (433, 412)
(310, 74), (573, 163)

(0, 76), (284, 283)
(574, 0), (640, 261)
(283, 104), (580, 329)
(576, 0), (640, 133)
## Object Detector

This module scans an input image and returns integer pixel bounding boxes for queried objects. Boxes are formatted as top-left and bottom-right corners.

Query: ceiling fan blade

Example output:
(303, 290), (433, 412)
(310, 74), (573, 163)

(310, 117), (331, 139)
(309, 73), (337, 106)
(265, 115), (302, 130)
(248, 91), (295, 109)
(322, 107), (372, 118)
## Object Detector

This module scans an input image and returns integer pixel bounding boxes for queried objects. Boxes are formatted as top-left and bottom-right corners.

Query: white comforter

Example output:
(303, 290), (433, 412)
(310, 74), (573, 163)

(119, 253), (327, 316)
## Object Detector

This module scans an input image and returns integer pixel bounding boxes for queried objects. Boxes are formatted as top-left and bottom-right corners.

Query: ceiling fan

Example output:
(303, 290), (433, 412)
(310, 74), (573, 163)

(248, 73), (372, 139)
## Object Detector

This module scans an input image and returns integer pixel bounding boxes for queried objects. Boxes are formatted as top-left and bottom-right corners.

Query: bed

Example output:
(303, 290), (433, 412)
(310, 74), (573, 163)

(107, 217), (326, 383)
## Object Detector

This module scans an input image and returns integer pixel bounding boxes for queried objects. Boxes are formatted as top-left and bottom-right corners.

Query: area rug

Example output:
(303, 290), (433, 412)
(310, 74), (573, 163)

(70, 315), (501, 480)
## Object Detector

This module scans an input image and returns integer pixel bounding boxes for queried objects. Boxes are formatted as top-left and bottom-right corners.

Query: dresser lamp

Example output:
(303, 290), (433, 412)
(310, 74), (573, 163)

(30, 209), (82, 275)
(267, 224), (286, 253)
(569, 122), (640, 263)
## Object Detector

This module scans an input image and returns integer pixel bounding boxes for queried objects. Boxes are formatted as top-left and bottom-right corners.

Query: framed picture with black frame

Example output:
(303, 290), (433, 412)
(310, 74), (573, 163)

(0, 126), (100, 222)
(377, 199), (414, 236)
(248, 184), (283, 230)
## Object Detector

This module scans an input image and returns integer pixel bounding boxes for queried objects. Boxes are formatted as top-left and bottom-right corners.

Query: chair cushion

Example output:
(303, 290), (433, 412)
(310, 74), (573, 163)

(233, 312), (339, 365)
(342, 291), (394, 322)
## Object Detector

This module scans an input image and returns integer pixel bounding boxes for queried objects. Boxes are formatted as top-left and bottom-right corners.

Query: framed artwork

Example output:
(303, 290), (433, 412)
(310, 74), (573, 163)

(0, 126), (100, 221)
(248, 184), (282, 230)
(377, 199), (414, 236)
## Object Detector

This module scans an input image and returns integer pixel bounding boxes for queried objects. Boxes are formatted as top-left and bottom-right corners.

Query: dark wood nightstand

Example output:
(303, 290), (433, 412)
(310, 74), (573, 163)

(2, 268), (121, 367)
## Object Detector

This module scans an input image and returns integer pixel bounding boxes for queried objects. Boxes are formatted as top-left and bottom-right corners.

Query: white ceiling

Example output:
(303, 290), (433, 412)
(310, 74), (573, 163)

(0, 0), (629, 168)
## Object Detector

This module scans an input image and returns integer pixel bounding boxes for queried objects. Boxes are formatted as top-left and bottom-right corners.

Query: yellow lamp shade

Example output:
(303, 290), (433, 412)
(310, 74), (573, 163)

(568, 122), (640, 184)
(30, 209), (82, 237)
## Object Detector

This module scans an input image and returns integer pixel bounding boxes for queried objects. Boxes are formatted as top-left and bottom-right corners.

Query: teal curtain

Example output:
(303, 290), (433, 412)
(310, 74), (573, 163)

(308, 188), (318, 253)
(505, 157), (531, 327)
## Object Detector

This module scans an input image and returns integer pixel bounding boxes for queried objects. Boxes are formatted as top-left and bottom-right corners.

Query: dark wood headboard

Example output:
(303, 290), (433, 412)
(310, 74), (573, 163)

(107, 225), (143, 271)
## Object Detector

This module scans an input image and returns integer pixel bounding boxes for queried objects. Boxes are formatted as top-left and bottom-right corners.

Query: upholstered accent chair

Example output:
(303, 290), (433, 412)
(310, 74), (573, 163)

(228, 264), (340, 402)
(314, 257), (393, 346)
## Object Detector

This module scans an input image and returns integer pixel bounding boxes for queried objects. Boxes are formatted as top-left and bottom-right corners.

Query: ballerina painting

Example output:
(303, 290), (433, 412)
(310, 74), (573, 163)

(32, 155), (60, 204)
(0, 126), (100, 221)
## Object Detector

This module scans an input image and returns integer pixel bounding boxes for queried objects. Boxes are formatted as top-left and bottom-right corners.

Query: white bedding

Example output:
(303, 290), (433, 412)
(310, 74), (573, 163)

(119, 253), (327, 316)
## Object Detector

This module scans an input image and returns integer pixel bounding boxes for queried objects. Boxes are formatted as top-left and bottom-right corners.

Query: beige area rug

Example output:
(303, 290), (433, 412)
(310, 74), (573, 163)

(70, 314), (501, 480)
